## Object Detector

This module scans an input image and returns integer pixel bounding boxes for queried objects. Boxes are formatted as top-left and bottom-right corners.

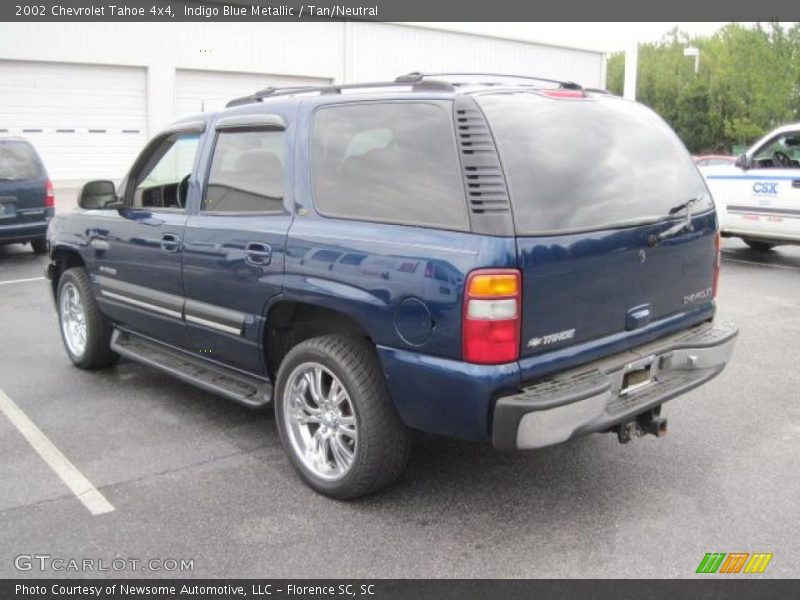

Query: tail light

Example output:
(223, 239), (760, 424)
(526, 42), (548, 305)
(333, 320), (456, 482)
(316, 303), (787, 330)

(462, 269), (521, 364)
(712, 232), (721, 298)
(44, 179), (55, 209)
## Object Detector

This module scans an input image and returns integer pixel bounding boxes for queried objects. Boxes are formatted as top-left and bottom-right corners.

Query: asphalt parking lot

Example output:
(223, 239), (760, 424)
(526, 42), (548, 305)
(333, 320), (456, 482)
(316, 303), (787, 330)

(1, 227), (799, 578)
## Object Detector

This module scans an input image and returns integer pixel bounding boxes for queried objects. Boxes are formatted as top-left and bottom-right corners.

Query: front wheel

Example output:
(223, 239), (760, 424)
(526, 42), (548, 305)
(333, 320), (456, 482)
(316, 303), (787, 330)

(57, 267), (118, 369)
(275, 335), (410, 499)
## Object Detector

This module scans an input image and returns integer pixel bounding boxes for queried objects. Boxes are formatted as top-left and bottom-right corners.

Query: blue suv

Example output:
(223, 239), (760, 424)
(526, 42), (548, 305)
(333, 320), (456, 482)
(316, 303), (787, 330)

(1, 137), (54, 254)
(46, 73), (738, 498)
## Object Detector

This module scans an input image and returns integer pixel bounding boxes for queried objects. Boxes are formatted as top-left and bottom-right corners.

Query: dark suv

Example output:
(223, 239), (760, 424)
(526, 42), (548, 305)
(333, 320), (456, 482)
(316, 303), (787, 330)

(1, 137), (54, 254)
(46, 73), (738, 499)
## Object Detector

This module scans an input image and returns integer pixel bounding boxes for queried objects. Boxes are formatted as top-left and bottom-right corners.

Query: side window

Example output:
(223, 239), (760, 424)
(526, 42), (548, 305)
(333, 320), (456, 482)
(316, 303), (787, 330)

(131, 133), (200, 210)
(753, 133), (800, 169)
(203, 130), (285, 213)
(311, 102), (468, 231)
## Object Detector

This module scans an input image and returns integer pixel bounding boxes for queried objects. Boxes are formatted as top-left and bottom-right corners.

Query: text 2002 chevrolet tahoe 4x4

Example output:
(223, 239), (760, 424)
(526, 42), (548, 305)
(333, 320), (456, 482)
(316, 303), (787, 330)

(46, 73), (738, 499)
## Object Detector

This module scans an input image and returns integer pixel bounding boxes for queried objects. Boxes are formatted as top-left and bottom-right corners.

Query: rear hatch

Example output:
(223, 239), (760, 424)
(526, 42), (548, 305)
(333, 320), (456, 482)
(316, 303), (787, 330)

(476, 91), (717, 359)
(0, 139), (48, 224)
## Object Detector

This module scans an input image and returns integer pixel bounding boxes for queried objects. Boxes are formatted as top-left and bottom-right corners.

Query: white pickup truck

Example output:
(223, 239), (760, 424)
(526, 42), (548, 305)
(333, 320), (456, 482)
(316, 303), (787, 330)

(702, 123), (800, 250)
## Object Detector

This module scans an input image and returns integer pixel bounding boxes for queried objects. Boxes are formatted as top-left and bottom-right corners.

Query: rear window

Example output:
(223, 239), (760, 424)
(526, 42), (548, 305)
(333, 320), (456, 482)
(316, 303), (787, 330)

(311, 102), (469, 231)
(0, 142), (43, 180)
(477, 93), (711, 234)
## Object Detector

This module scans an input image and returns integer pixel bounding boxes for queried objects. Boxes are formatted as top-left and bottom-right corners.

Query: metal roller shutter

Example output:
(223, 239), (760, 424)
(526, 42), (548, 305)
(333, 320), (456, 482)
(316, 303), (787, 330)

(0, 60), (147, 181)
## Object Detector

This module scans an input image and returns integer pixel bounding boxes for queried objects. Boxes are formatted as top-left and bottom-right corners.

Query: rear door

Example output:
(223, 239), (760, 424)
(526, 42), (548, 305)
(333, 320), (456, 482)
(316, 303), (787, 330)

(477, 91), (717, 358)
(0, 140), (47, 228)
(181, 113), (292, 376)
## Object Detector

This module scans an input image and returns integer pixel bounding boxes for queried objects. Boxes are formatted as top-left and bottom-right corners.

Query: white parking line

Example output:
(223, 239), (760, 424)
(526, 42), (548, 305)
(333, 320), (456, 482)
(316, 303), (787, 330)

(0, 387), (114, 515)
(0, 276), (46, 286)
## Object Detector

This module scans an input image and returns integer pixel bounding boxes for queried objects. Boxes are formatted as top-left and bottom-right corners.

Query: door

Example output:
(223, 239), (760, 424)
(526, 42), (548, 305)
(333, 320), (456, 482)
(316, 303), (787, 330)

(93, 128), (203, 349)
(0, 60), (147, 180)
(707, 129), (800, 242)
(181, 115), (291, 375)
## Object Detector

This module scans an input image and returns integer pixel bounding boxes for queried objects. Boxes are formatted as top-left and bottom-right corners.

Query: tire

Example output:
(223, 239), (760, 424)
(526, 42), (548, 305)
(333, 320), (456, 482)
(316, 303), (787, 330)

(57, 267), (118, 369)
(744, 239), (775, 252)
(275, 334), (410, 500)
(31, 237), (47, 254)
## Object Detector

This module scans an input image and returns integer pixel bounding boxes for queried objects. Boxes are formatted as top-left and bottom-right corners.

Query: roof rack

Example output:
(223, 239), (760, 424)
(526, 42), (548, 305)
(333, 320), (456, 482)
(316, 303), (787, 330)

(225, 71), (584, 108)
(226, 78), (455, 108)
(396, 71), (583, 90)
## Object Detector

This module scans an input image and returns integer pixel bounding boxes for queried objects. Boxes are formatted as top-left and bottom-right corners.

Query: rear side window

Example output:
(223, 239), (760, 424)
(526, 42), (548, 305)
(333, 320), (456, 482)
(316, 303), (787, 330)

(477, 93), (711, 234)
(0, 142), (43, 180)
(311, 102), (468, 231)
(204, 130), (285, 213)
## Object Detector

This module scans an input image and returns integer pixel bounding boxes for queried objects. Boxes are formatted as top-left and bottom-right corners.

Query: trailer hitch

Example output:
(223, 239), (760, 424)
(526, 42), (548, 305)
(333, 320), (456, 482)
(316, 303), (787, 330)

(615, 406), (668, 444)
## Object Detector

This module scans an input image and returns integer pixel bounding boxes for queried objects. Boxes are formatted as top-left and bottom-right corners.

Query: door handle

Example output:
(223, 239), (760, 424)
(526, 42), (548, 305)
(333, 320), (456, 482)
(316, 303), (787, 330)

(160, 233), (181, 253)
(245, 242), (272, 266)
(792, 180), (800, 188)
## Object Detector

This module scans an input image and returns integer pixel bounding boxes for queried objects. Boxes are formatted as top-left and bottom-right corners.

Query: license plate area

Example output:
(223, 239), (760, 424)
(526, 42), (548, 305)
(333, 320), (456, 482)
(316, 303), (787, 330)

(0, 197), (17, 219)
(620, 355), (656, 396)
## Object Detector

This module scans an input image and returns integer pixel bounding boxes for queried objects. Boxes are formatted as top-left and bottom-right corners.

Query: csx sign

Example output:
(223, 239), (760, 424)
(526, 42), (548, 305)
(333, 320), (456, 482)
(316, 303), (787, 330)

(753, 182), (779, 195)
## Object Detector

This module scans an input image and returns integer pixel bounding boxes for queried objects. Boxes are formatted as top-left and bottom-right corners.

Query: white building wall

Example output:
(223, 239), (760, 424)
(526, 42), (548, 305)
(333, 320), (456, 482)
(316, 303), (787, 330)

(0, 22), (346, 134)
(0, 22), (603, 124)
(346, 23), (605, 88)
(174, 69), (330, 118)
(0, 22), (604, 179)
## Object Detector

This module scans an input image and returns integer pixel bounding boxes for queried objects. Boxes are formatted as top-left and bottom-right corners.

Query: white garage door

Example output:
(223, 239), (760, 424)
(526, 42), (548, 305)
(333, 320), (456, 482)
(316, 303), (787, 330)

(175, 69), (330, 118)
(0, 60), (147, 181)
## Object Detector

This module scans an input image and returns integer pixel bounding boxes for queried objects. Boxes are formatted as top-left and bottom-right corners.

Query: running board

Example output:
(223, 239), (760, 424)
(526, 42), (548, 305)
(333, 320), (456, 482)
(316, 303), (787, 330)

(110, 329), (272, 408)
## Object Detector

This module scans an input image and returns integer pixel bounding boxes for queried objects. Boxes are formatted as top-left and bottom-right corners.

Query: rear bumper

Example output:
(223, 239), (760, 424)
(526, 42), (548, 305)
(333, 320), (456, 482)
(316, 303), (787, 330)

(0, 219), (48, 244)
(492, 320), (738, 450)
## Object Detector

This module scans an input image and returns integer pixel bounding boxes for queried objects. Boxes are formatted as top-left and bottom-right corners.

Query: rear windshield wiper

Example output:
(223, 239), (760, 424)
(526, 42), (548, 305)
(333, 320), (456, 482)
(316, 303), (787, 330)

(648, 196), (704, 246)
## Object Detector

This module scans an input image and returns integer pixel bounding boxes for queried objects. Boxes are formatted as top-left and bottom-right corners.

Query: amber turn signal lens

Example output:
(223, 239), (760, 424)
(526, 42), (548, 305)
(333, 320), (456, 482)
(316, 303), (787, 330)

(468, 273), (519, 297)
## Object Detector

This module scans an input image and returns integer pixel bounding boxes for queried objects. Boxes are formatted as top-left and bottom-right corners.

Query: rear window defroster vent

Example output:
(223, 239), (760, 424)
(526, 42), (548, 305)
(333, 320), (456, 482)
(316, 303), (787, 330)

(454, 96), (513, 235)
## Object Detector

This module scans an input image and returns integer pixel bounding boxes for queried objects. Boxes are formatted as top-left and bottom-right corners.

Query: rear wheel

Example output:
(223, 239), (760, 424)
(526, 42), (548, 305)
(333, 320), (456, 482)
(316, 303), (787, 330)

(744, 239), (775, 252)
(57, 267), (118, 369)
(31, 237), (47, 254)
(275, 334), (410, 499)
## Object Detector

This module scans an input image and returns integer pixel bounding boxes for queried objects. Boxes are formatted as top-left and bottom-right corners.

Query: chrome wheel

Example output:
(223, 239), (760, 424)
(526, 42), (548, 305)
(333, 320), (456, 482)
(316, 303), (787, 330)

(60, 281), (87, 357)
(283, 362), (358, 481)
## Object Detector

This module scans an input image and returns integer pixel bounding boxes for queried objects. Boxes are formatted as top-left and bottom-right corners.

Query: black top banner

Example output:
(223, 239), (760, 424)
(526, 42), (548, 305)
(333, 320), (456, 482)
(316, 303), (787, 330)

(4, 579), (800, 600)
(2, 0), (799, 22)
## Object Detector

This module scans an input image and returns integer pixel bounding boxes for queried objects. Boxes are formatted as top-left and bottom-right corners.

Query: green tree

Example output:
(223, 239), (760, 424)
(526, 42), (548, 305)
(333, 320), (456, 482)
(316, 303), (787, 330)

(604, 23), (800, 153)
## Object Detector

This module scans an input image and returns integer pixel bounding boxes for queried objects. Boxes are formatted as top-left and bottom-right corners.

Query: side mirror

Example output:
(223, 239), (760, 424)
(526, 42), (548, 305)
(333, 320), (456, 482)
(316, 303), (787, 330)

(734, 154), (748, 170)
(78, 180), (117, 210)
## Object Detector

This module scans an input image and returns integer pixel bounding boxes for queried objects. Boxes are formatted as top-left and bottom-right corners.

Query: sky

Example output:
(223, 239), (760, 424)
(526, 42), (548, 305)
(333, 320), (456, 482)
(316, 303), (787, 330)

(412, 22), (738, 53)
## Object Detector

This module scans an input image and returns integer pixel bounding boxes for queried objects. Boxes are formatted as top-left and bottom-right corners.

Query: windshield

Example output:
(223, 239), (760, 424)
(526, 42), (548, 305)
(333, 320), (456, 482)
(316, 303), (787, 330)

(0, 142), (43, 180)
(477, 92), (711, 235)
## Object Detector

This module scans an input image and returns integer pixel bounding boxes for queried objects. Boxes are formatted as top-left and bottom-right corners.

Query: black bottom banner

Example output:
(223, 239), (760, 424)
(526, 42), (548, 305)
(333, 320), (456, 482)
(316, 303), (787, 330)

(3, 579), (799, 600)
